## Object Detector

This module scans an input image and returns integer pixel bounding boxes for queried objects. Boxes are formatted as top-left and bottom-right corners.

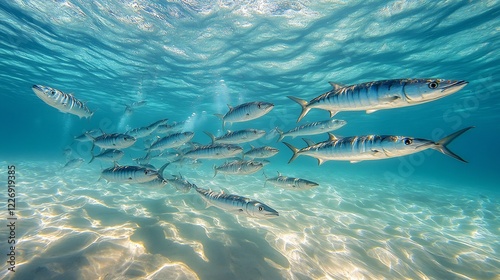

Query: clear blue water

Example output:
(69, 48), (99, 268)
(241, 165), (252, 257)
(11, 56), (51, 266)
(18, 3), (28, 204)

(1, 1), (499, 279)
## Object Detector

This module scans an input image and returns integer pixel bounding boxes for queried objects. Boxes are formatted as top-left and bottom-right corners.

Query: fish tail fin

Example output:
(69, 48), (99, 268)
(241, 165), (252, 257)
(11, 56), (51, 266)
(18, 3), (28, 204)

(89, 151), (95, 164)
(282, 142), (300, 164)
(204, 131), (216, 144)
(275, 127), (285, 142)
(158, 162), (170, 178)
(433, 126), (474, 163)
(214, 114), (225, 130)
(288, 96), (310, 123)
(213, 164), (217, 178)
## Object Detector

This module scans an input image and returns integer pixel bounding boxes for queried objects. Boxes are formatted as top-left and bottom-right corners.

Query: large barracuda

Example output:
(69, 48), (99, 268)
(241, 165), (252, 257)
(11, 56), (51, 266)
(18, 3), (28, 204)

(126, 118), (168, 139)
(288, 79), (468, 122)
(243, 145), (279, 159)
(283, 126), (473, 165)
(183, 144), (243, 159)
(213, 160), (264, 177)
(275, 119), (347, 142)
(87, 133), (136, 150)
(214, 101), (274, 130)
(195, 187), (279, 219)
(32, 85), (93, 118)
(204, 129), (266, 144)
(148, 132), (195, 151)
(100, 164), (158, 183)
(89, 149), (124, 163)
(264, 172), (319, 190)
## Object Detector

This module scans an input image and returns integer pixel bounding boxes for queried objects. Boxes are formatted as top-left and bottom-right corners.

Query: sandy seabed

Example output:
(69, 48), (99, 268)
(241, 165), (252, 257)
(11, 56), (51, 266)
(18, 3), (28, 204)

(0, 161), (498, 280)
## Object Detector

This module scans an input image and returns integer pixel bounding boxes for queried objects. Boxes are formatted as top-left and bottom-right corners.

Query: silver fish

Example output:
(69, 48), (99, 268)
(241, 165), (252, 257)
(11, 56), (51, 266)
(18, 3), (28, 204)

(275, 119), (347, 142)
(243, 145), (279, 159)
(100, 164), (158, 183)
(63, 158), (85, 170)
(156, 121), (186, 134)
(283, 127), (473, 165)
(214, 101), (274, 130)
(264, 172), (319, 190)
(288, 79), (468, 122)
(137, 162), (170, 188)
(213, 160), (264, 177)
(32, 85), (93, 118)
(126, 119), (169, 139)
(183, 144), (243, 160)
(87, 133), (136, 150)
(195, 187), (279, 219)
(89, 149), (124, 163)
(74, 130), (102, 142)
(169, 174), (196, 193)
(148, 132), (195, 151)
(204, 129), (266, 144)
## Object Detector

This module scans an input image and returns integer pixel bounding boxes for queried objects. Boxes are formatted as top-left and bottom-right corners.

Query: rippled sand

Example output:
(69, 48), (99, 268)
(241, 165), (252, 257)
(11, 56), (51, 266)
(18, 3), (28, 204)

(0, 161), (498, 280)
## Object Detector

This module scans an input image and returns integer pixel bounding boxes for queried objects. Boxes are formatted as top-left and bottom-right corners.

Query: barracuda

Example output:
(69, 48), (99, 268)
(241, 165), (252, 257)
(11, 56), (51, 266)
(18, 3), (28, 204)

(87, 133), (136, 150)
(195, 187), (279, 219)
(213, 160), (264, 177)
(288, 79), (468, 122)
(275, 119), (347, 142)
(283, 126), (474, 165)
(204, 129), (266, 144)
(100, 164), (158, 183)
(169, 174), (196, 193)
(264, 172), (319, 190)
(214, 101), (274, 130)
(183, 144), (243, 159)
(89, 149), (124, 164)
(243, 145), (279, 159)
(32, 85), (93, 118)
(148, 132), (195, 152)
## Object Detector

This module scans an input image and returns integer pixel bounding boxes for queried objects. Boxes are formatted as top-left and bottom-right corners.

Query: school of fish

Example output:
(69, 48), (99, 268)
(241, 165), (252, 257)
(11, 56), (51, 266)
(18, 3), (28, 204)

(32, 78), (472, 219)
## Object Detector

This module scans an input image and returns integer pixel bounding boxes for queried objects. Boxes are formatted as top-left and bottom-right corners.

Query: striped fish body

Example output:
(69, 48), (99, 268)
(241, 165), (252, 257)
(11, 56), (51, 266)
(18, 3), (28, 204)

(276, 119), (347, 141)
(149, 132), (194, 151)
(214, 160), (264, 177)
(90, 133), (136, 150)
(63, 158), (85, 169)
(195, 187), (279, 218)
(90, 149), (124, 163)
(100, 165), (158, 183)
(147, 118), (169, 130)
(126, 126), (154, 139)
(169, 175), (196, 193)
(289, 79), (468, 122)
(205, 129), (266, 144)
(138, 177), (168, 188)
(156, 121), (186, 134)
(183, 144), (243, 159)
(284, 126), (473, 164)
(244, 146), (279, 159)
(265, 173), (319, 190)
(32, 85), (93, 118)
(215, 101), (274, 130)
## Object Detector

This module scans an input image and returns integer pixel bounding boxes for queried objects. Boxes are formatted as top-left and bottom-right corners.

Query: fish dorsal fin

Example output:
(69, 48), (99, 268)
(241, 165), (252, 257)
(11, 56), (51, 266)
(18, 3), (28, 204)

(277, 171), (281, 176)
(227, 104), (233, 110)
(328, 82), (346, 91)
(113, 162), (121, 168)
(249, 144), (254, 149)
(302, 138), (316, 146)
(328, 133), (338, 141)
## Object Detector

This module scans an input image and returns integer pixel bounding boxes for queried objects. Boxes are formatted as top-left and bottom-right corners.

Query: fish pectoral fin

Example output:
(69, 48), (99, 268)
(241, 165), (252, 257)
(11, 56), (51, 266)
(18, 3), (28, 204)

(370, 149), (380, 155)
(317, 158), (326, 165)
(366, 109), (378, 114)
(329, 110), (339, 117)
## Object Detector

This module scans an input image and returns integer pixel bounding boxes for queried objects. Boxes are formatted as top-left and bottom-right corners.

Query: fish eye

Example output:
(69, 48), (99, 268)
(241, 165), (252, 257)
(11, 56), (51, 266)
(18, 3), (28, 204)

(257, 103), (262, 109)
(258, 206), (263, 211)
(428, 81), (439, 89)
(404, 138), (413, 145)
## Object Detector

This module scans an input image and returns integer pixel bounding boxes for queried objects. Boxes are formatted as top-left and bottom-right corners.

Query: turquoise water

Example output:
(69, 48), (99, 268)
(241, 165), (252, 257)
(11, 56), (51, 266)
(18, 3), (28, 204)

(1, 1), (499, 279)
